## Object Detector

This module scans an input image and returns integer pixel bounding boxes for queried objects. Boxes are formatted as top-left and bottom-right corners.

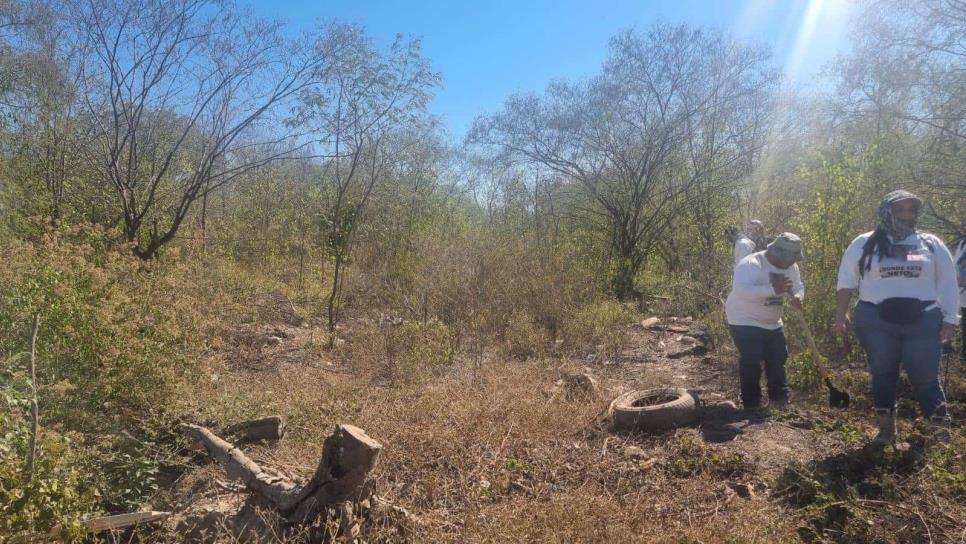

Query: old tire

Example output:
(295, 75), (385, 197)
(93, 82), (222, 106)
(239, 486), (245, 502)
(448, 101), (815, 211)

(611, 387), (698, 432)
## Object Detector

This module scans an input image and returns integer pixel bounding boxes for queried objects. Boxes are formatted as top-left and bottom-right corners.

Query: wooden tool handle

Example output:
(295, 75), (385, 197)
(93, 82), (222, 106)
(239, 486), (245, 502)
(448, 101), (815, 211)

(790, 307), (829, 381)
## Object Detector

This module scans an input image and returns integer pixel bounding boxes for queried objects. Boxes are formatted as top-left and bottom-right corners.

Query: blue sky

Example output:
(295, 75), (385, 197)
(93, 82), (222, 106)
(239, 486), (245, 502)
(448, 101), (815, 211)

(248, 0), (854, 140)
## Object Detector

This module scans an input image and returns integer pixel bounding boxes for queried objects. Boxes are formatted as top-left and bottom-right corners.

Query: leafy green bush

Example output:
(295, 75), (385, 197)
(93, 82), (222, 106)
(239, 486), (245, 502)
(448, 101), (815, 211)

(790, 146), (885, 347)
(1, 370), (96, 538)
(0, 224), (207, 536)
(0, 226), (203, 431)
(786, 351), (822, 393)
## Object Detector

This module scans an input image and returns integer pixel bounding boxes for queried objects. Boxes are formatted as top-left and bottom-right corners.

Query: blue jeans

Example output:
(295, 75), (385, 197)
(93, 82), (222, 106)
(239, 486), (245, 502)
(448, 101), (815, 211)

(853, 301), (947, 417)
(729, 325), (789, 408)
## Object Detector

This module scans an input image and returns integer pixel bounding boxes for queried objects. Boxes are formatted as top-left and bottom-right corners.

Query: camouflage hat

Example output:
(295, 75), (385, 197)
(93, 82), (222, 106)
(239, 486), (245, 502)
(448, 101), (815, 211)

(882, 189), (922, 208)
(879, 190), (922, 239)
(766, 232), (803, 262)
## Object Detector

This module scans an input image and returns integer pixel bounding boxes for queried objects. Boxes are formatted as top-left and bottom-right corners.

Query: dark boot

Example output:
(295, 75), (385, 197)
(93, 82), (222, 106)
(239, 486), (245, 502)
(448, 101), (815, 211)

(928, 410), (952, 444)
(872, 408), (896, 446)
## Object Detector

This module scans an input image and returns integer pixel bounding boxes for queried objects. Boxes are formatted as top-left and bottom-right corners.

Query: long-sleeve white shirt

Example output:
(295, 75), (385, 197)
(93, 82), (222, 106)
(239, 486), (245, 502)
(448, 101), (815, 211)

(733, 235), (757, 266)
(726, 251), (804, 329)
(836, 231), (960, 325)
(954, 239), (965, 309)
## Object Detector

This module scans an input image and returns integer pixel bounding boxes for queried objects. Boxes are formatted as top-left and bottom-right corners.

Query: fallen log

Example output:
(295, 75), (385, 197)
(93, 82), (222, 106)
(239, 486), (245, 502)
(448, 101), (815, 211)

(179, 422), (381, 525)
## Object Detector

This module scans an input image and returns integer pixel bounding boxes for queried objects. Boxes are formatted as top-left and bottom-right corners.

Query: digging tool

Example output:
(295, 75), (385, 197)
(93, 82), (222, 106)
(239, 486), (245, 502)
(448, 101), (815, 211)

(790, 307), (851, 408)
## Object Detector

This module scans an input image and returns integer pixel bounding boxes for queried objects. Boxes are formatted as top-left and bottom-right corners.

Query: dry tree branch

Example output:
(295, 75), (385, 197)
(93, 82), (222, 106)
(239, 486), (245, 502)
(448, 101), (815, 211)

(25, 314), (41, 484)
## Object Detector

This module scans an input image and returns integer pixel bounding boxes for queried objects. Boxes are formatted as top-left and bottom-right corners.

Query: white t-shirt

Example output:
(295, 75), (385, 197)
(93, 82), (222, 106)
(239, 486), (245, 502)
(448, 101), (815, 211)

(954, 239), (965, 309)
(733, 235), (757, 266)
(726, 251), (804, 330)
(836, 231), (960, 325)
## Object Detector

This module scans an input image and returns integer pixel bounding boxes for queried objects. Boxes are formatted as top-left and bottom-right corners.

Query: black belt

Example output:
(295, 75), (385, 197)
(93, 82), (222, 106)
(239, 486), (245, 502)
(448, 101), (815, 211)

(859, 299), (936, 309)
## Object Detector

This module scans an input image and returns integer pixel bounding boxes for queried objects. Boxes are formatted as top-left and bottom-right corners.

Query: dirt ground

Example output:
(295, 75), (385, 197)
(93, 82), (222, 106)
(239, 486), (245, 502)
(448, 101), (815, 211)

(153, 313), (966, 543)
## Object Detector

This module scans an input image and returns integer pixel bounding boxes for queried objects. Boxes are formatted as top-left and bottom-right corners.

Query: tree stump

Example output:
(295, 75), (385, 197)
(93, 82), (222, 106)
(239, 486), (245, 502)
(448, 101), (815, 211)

(179, 423), (382, 526)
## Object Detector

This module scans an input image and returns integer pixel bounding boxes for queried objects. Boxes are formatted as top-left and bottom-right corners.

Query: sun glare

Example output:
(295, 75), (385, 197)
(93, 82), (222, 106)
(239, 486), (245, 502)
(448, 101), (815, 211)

(735, 0), (852, 84)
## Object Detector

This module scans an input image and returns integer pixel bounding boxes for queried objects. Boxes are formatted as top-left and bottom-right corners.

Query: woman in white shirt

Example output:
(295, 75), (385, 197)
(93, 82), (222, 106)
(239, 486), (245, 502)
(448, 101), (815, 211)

(834, 190), (960, 446)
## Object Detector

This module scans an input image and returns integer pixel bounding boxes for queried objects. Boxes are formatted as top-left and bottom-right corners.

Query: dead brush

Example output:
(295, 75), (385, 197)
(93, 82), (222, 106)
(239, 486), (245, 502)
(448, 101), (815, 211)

(501, 309), (550, 360)
(560, 300), (634, 362)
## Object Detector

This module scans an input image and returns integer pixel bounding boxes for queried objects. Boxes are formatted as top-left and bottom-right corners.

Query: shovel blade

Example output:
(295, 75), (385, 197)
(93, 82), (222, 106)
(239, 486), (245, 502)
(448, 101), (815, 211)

(825, 378), (850, 408)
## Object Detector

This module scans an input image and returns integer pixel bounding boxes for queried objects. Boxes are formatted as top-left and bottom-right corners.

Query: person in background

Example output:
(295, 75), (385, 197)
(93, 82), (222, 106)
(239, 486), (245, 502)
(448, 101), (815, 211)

(734, 220), (766, 266)
(834, 190), (959, 446)
(726, 232), (805, 410)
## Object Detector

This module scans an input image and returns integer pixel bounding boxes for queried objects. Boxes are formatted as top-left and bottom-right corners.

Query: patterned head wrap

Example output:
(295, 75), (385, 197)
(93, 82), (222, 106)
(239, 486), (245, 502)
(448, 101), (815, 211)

(877, 190), (922, 239)
(860, 190), (924, 276)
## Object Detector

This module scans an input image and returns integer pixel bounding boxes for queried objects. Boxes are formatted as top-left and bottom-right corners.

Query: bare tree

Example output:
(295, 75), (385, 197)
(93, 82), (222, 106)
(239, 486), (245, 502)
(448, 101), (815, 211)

(0, 1), (89, 224)
(292, 24), (439, 331)
(836, 0), (966, 230)
(69, 0), (327, 259)
(470, 25), (777, 298)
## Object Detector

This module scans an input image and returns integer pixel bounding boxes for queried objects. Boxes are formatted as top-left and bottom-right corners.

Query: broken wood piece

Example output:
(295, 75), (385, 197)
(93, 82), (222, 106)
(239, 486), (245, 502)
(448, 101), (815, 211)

(179, 422), (382, 527)
(640, 317), (661, 329)
(225, 415), (286, 441)
(9, 511), (171, 543)
(179, 423), (300, 506)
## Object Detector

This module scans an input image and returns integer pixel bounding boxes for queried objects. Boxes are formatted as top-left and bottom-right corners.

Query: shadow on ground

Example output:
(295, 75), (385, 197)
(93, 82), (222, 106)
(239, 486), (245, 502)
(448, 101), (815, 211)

(775, 438), (934, 542)
(699, 402), (768, 443)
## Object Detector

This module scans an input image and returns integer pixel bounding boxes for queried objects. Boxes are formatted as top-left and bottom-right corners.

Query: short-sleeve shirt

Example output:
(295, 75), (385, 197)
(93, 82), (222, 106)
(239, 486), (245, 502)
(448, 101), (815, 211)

(836, 231), (960, 325)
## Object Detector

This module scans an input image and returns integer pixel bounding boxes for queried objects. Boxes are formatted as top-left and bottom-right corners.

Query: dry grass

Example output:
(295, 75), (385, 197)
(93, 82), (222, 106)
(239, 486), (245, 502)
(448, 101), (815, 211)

(153, 302), (966, 543)
(160, 317), (781, 542)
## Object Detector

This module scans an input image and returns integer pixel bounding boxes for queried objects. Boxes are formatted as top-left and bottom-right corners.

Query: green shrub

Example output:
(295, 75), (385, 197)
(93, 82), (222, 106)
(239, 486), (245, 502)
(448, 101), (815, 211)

(1, 372), (96, 538)
(0, 224), (207, 536)
(787, 351), (822, 393)
(0, 225), (205, 431)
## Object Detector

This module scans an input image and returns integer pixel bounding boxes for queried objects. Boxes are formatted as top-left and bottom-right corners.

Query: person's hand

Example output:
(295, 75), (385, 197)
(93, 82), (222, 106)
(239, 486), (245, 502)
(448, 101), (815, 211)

(834, 314), (850, 339)
(789, 295), (803, 310)
(771, 275), (793, 295)
(941, 322), (956, 344)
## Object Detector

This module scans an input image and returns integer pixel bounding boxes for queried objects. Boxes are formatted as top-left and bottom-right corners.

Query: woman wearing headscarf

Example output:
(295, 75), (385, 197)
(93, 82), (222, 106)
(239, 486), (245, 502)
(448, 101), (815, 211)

(834, 190), (960, 445)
